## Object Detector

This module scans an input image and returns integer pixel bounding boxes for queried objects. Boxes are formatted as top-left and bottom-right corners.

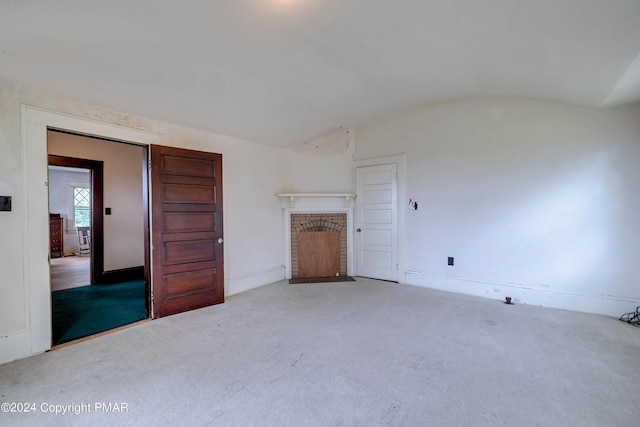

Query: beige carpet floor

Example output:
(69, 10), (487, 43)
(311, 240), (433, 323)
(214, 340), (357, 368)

(1, 278), (638, 426)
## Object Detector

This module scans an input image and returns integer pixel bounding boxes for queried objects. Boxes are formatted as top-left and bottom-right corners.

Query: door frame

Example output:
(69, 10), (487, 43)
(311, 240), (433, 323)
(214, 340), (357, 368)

(354, 154), (407, 283)
(48, 155), (104, 286)
(21, 106), (160, 356)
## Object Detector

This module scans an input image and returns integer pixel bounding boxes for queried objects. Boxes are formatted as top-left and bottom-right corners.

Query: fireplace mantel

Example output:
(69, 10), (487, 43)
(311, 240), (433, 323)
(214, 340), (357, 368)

(277, 193), (355, 208)
(277, 193), (355, 279)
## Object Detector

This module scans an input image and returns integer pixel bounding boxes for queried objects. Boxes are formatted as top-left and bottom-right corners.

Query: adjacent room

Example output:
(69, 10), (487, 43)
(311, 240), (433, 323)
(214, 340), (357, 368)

(0, 0), (639, 424)
(47, 131), (149, 345)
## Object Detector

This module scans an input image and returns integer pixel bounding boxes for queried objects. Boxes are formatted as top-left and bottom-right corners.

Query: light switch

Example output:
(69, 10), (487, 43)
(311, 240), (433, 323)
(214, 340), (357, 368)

(0, 196), (11, 212)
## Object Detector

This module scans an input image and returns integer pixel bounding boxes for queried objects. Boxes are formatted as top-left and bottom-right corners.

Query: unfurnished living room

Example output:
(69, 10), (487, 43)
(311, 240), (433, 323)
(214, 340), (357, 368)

(1, 1), (639, 425)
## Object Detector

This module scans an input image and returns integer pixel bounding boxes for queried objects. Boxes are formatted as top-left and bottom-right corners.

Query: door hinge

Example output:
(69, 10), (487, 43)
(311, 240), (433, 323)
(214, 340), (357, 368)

(148, 159), (152, 169)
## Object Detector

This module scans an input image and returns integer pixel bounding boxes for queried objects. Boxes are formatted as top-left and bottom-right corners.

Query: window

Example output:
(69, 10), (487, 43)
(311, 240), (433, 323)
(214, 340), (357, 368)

(73, 187), (90, 227)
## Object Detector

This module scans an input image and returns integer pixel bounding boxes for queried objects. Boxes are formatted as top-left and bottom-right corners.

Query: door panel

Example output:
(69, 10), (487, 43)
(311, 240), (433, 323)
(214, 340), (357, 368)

(164, 269), (215, 298)
(163, 212), (216, 233)
(162, 184), (215, 203)
(356, 163), (398, 281)
(161, 155), (215, 177)
(362, 209), (392, 224)
(363, 229), (392, 246)
(362, 189), (392, 204)
(151, 145), (224, 318)
(362, 170), (392, 186)
(163, 240), (216, 265)
(363, 250), (393, 268)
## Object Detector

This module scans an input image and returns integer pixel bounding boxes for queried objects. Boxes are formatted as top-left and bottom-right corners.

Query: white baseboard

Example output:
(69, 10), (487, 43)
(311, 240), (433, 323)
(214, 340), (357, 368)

(0, 330), (34, 366)
(225, 266), (286, 297)
(404, 271), (639, 318)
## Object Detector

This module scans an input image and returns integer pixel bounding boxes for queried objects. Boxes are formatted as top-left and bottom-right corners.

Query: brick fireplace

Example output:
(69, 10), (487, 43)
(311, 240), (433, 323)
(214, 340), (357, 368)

(290, 213), (347, 278)
(277, 193), (355, 280)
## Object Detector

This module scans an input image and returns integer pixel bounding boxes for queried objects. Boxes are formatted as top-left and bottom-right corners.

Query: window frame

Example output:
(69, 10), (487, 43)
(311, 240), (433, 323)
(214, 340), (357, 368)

(73, 186), (91, 228)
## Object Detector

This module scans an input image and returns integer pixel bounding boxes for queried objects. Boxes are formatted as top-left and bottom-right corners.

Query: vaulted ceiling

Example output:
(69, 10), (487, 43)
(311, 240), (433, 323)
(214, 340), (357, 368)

(1, 0), (639, 147)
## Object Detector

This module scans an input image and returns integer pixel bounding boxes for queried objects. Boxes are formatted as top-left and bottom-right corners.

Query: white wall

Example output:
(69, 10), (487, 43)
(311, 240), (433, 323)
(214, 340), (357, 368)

(47, 167), (90, 255)
(0, 78), (354, 364)
(0, 82), (25, 340)
(355, 97), (640, 316)
(48, 132), (145, 270)
(146, 121), (354, 294)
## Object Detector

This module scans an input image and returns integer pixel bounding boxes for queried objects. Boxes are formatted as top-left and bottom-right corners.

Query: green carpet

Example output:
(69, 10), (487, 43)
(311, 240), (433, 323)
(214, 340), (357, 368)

(52, 280), (147, 345)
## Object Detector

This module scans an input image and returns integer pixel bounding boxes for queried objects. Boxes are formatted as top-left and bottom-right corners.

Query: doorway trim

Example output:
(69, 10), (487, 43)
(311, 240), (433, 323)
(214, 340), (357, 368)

(21, 105), (160, 357)
(48, 155), (104, 286)
(354, 154), (407, 283)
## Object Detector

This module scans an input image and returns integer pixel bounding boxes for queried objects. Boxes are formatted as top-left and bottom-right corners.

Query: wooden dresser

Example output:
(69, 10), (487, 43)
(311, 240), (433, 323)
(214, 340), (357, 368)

(49, 214), (64, 258)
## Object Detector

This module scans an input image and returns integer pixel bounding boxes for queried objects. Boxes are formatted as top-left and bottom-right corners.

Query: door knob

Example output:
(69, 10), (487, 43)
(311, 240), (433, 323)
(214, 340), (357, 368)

(217, 237), (224, 244)
(356, 229), (362, 232)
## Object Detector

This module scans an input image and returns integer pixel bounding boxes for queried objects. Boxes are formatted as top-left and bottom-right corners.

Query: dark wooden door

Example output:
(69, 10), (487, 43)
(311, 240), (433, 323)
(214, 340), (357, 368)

(151, 145), (224, 318)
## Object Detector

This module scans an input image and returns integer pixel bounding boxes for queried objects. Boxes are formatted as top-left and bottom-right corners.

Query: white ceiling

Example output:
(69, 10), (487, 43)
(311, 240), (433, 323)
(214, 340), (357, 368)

(1, 0), (639, 147)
